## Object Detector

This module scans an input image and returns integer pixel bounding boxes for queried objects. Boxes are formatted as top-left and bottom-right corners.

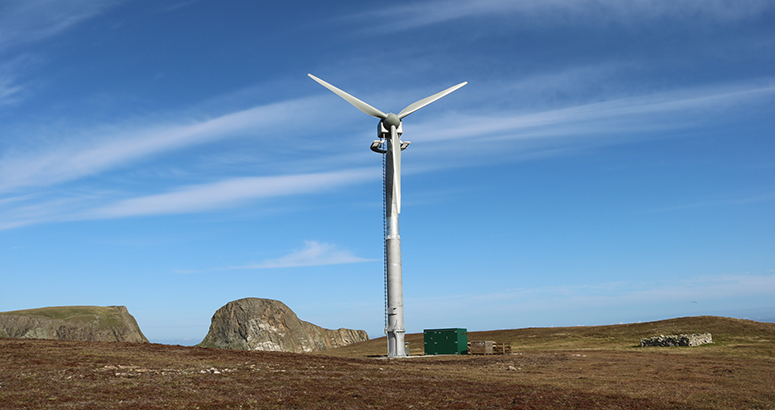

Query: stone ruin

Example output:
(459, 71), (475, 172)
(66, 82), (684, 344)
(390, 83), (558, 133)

(640, 333), (712, 347)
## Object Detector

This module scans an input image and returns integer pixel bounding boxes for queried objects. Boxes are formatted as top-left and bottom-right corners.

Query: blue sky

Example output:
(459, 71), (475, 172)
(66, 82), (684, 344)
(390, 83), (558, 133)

(1, 0), (773, 345)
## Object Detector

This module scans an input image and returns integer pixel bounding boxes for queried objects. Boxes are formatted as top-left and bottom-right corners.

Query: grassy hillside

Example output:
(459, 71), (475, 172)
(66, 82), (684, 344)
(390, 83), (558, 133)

(320, 316), (775, 358)
(2, 316), (774, 408)
(0, 306), (126, 328)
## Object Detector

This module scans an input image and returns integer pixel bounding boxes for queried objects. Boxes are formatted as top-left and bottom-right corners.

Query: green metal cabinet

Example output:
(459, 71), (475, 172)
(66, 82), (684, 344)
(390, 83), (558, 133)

(424, 328), (468, 355)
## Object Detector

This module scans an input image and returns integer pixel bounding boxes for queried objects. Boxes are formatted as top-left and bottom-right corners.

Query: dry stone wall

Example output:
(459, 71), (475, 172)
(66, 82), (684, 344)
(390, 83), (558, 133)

(640, 333), (712, 347)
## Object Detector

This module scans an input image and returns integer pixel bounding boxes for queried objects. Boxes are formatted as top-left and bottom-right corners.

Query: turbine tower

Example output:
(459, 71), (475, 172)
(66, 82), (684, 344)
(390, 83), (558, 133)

(309, 74), (466, 357)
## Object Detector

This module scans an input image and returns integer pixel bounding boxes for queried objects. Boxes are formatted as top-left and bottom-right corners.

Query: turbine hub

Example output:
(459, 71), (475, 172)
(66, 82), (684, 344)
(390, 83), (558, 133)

(382, 113), (401, 129)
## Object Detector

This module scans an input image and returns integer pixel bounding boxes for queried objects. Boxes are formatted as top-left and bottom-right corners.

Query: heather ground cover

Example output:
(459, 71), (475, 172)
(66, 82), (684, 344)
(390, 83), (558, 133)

(1, 316), (773, 409)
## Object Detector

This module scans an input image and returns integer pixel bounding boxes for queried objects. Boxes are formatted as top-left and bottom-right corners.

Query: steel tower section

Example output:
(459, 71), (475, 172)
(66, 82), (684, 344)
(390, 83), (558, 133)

(308, 74), (465, 358)
(382, 122), (406, 357)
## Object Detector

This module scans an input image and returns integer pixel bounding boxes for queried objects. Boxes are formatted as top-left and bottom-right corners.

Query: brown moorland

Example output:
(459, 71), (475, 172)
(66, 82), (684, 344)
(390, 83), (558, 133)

(1, 316), (773, 409)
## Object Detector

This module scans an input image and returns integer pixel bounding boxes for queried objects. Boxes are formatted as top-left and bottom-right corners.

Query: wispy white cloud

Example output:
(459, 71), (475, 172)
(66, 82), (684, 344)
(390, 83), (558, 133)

(0, 0), (123, 51)
(410, 272), (775, 316)
(86, 168), (377, 218)
(0, 54), (41, 106)
(156, 0), (200, 13)
(642, 193), (775, 213)
(544, 273), (775, 308)
(233, 240), (374, 269)
(0, 190), (109, 230)
(178, 240), (375, 273)
(406, 81), (775, 163)
(0, 1), (123, 109)
(5, 71), (770, 198)
(352, 0), (773, 33)
(0, 97), (329, 193)
(0, 168), (378, 229)
(1, 77), (772, 230)
(0, 76), (22, 105)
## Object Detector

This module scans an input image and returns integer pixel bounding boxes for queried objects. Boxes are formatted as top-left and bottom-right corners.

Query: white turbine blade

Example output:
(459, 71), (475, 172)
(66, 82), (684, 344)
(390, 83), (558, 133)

(391, 125), (401, 214)
(308, 74), (387, 119)
(397, 81), (467, 119)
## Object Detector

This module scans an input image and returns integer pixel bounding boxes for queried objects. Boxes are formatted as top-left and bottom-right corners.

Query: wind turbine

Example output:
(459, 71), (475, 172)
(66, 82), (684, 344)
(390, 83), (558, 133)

(309, 73), (466, 357)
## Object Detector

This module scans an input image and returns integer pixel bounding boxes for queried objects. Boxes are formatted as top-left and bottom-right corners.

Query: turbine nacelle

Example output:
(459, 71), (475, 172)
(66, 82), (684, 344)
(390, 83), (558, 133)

(379, 116), (402, 139)
(381, 113), (402, 130)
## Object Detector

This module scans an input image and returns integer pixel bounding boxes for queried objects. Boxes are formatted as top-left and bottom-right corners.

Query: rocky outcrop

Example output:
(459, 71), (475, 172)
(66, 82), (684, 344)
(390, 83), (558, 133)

(0, 306), (148, 343)
(640, 333), (712, 347)
(199, 298), (369, 352)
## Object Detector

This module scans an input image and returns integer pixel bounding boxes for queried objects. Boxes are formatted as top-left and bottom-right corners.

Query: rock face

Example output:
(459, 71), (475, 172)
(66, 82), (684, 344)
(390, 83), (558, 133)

(0, 305), (148, 343)
(640, 333), (712, 347)
(199, 298), (369, 352)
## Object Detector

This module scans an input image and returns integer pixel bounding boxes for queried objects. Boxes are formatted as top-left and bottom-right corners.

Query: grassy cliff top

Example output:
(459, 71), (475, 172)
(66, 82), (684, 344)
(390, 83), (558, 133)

(0, 306), (128, 327)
